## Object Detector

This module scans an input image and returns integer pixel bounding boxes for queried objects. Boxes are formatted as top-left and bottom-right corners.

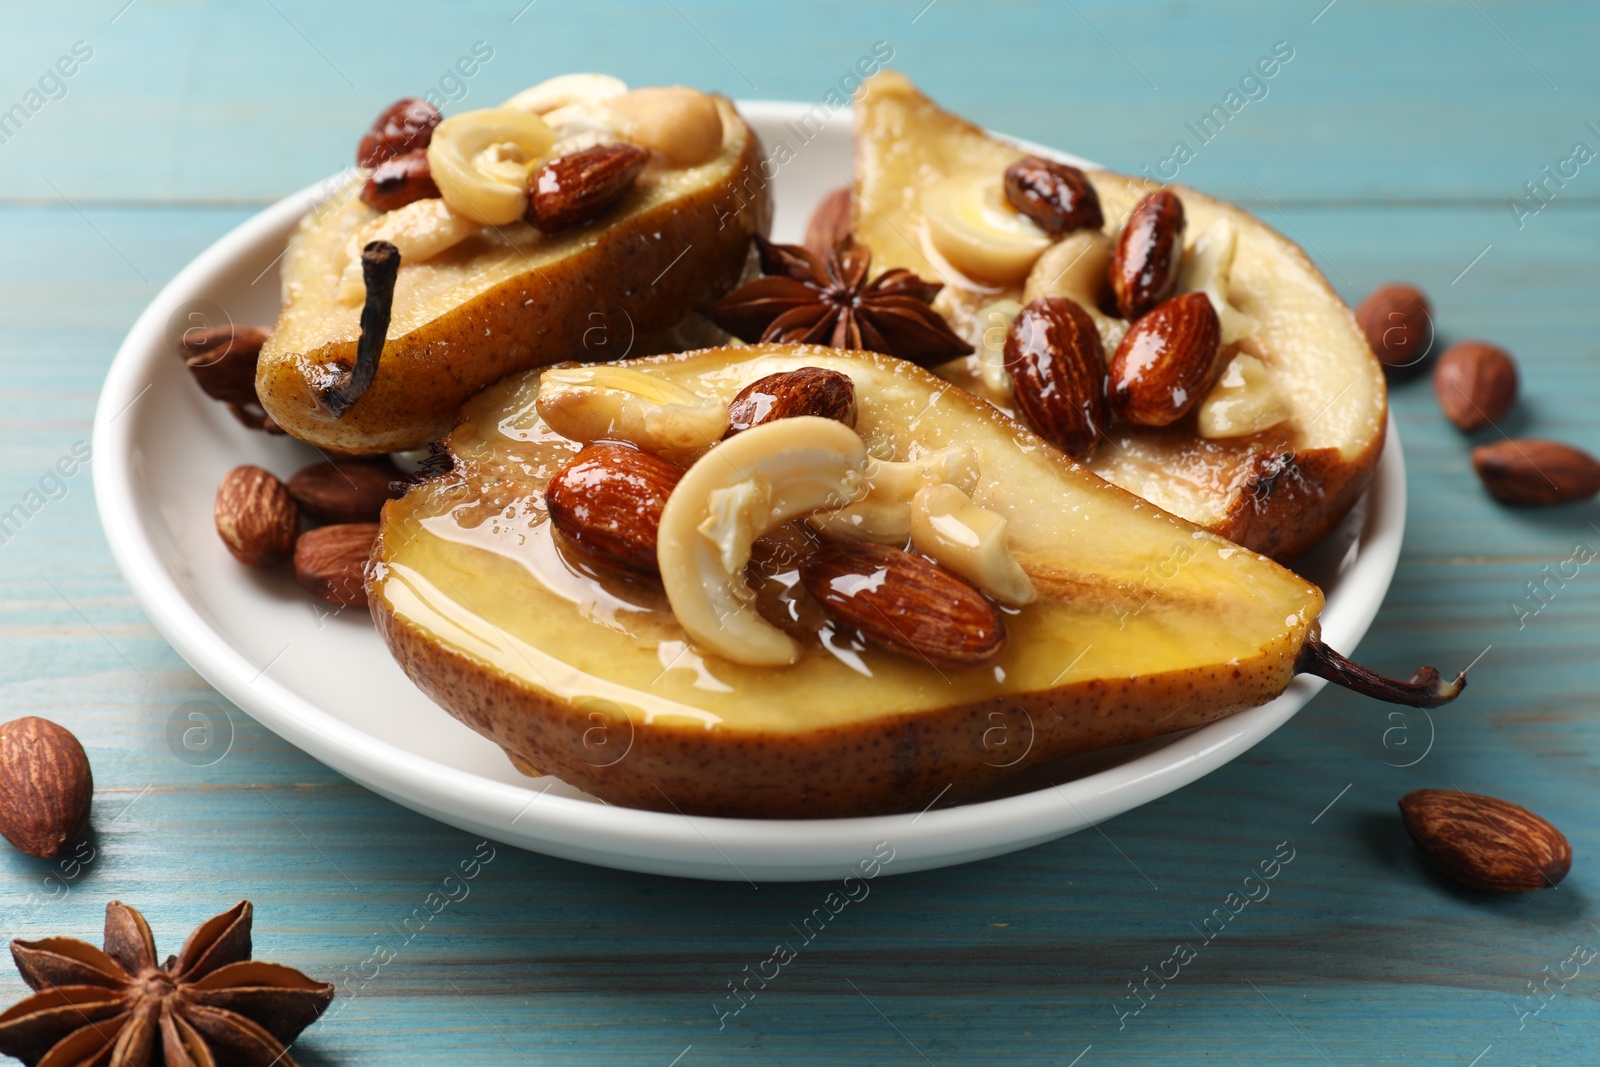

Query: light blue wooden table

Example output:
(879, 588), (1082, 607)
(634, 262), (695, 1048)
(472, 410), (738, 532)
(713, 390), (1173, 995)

(3, 2), (1598, 1063)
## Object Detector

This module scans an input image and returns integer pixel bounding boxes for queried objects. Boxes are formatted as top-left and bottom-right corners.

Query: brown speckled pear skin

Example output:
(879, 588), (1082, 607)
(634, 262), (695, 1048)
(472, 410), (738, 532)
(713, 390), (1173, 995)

(852, 72), (1387, 563)
(373, 599), (1299, 819)
(366, 345), (1324, 819)
(258, 97), (770, 455)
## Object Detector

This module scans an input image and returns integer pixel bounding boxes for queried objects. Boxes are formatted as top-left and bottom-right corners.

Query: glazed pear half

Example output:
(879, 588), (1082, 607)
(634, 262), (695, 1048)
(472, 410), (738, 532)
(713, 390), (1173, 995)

(258, 94), (769, 454)
(368, 344), (1458, 818)
(851, 72), (1386, 561)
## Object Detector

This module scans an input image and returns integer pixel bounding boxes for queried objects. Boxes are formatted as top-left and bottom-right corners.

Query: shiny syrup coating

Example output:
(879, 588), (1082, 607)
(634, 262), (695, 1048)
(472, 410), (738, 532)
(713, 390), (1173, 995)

(1108, 189), (1185, 320)
(545, 443), (683, 574)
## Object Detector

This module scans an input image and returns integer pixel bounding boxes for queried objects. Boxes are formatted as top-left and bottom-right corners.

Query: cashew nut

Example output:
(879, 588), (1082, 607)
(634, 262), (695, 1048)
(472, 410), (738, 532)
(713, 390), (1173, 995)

(808, 444), (979, 545)
(1176, 217), (1259, 346)
(658, 417), (868, 666)
(611, 87), (724, 168)
(426, 107), (555, 225)
(503, 73), (629, 115)
(923, 174), (1051, 285)
(542, 102), (637, 157)
(973, 298), (1022, 395)
(910, 483), (1035, 607)
(1197, 353), (1290, 438)
(336, 198), (482, 303)
(536, 366), (729, 456)
(1023, 230), (1127, 354)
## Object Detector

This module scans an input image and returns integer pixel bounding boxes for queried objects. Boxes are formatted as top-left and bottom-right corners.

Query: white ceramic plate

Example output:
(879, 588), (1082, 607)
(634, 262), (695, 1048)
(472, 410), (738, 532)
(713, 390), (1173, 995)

(93, 102), (1403, 881)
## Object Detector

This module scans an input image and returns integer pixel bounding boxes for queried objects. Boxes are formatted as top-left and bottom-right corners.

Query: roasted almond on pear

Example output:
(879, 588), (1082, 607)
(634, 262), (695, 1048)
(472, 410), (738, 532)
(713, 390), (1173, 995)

(725, 367), (857, 436)
(361, 149), (441, 212)
(545, 443), (683, 575)
(1109, 291), (1223, 427)
(1003, 156), (1103, 235)
(1109, 189), (1185, 320)
(357, 97), (442, 167)
(526, 142), (650, 231)
(1400, 788), (1570, 893)
(0, 717), (92, 860)
(800, 542), (1006, 669)
(1003, 296), (1110, 460)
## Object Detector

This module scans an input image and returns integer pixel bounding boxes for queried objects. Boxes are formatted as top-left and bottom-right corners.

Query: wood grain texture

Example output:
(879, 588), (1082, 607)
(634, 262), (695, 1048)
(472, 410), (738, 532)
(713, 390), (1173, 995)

(3, 1), (1600, 1064)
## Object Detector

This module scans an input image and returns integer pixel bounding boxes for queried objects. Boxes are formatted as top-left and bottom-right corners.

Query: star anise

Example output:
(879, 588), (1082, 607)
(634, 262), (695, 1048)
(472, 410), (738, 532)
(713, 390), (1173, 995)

(706, 235), (973, 366)
(0, 900), (333, 1067)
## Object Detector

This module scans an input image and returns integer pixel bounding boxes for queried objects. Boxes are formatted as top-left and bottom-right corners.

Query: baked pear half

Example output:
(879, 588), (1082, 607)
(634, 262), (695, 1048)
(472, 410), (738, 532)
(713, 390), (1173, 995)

(848, 72), (1385, 561)
(258, 76), (771, 454)
(368, 344), (1459, 818)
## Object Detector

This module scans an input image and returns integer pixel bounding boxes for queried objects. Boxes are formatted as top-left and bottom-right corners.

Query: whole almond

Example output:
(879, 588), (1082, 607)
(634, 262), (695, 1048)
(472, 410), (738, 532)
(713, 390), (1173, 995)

(801, 543), (1006, 669)
(1003, 156), (1103, 235)
(725, 367), (857, 436)
(526, 142), (650, 232)
(1356, 283), (1434, 369)
(804, 186), (853, 259)
(1108, 189), (1185, 320)
(1004, 296), (1110, 460)
(1433, 341), (1517, 432)
(1472, 439), (1600, 506)
(215, 465), (299, 567)
(294, 523), (379, 607)
(1109, 291), (1223, 427)
(357, 97), (441, 168)
(289, 458), (405, 525)
(178, 324), (271, 408)
(1400, 788), (1570, 892)
(546, 444), (684, 575)
(360, 149), (441, 212)
(0, 717), (92, 859)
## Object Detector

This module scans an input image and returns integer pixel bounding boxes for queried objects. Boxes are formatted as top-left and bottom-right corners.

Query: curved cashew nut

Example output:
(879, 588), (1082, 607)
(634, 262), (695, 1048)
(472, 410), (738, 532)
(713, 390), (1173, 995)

(1197, 353), (1290, 439)
(910, 484), (1036, 607)
(973, 298), (1023, 395)
(536, 366), (729, 455)
(1024, 230), (1127, 354)
(427, 108), (555, 225)
(923, 174), (1051, 285)
(808, 444), (978, 545)
(610, 87), (724, 167)
(337, 198), (482, 303)
(1176, 217), (1259, 346)
(659, 417), (867, 666)
(503, 73), (629, 115)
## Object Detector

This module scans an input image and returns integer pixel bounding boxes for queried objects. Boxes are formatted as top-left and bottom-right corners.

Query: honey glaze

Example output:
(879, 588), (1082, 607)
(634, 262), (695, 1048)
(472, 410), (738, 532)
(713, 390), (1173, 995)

(372, 347), (1322, 735)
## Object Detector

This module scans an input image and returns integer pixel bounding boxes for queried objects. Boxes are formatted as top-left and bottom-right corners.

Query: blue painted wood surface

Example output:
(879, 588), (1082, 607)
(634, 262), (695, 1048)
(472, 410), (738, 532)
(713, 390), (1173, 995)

(3, 1), (1600, 1063)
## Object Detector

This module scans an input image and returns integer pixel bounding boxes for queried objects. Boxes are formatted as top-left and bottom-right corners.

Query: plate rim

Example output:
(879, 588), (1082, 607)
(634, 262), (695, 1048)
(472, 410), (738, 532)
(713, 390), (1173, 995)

(91, 100), (1403, 881)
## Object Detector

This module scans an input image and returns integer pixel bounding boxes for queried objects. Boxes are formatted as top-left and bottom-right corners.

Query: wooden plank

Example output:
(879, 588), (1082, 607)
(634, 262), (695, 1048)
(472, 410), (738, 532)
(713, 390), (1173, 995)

(3, 2), (1600, 1063)
(0, 1), (1594, 204)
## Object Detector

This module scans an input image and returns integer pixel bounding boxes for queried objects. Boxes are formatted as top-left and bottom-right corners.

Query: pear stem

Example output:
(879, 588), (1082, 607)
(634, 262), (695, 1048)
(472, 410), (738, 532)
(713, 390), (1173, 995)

(1295, 633), (1466, 708)
(321, 240), (399, 417)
